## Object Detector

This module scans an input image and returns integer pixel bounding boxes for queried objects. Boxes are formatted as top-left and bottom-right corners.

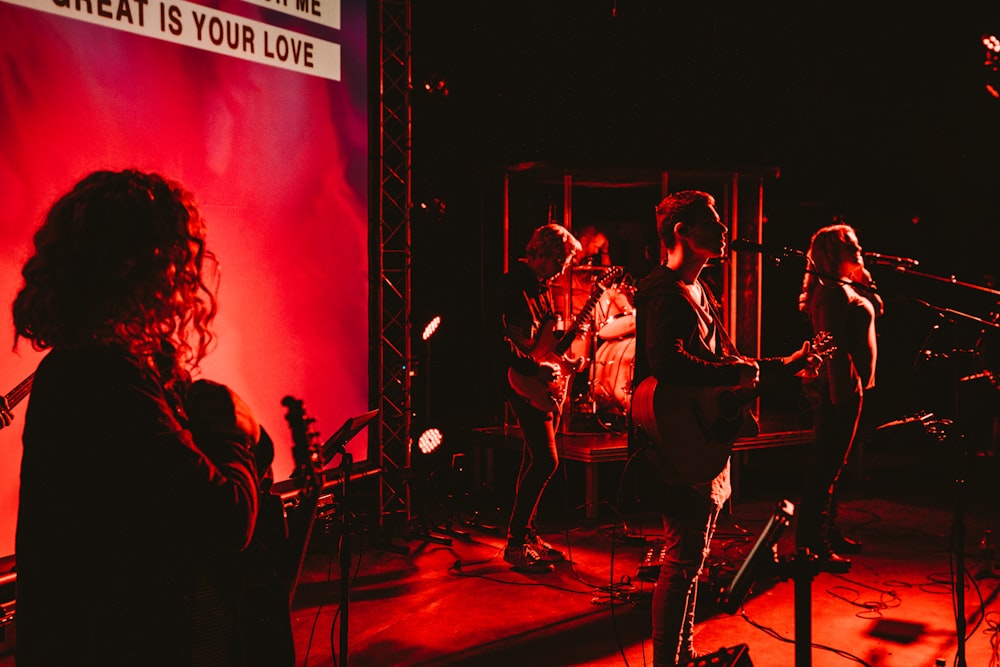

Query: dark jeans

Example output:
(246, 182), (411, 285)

(506, 397), (559, 543)
(652, 485), (722, 666)
(796, 394), (862, 550)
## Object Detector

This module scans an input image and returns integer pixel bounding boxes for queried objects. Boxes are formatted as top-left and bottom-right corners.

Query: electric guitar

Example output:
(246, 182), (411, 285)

(507, 265), (623, 413)
(631, 332), (835, 484)
(281, 395), (326, 604)
(0, 372), (35, 428)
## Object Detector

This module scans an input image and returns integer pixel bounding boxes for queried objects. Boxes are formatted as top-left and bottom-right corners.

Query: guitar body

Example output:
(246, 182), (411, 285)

(506, 317), (579, 413)
(507, 266), (623, 413)
(631, 376), (759, 484)
(631, 332), (834, 485)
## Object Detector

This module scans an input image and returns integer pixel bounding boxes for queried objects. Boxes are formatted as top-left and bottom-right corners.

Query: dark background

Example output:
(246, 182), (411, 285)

(405, 4), (1000, 439)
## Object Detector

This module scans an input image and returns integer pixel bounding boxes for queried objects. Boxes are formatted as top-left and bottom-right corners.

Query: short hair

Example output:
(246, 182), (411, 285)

(12, 169), (217, 379)
(525, 223), (582, 265)
(655, 190), (716, 249)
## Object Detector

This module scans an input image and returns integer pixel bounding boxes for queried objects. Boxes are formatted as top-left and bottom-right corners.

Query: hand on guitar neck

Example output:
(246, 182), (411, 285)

(788, 332), (833, 379)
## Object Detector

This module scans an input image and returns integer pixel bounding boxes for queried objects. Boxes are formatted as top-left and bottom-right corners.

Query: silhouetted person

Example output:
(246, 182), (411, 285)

(796, 223), (881, 563)
(491, 223), (582, 573)
(632, 191), (819, 665)
(13, 169), (262, 666)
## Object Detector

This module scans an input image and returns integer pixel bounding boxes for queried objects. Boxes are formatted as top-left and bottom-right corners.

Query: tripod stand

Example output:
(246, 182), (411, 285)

(909, 296), (1000, 667)
(718, 499), (850, 667)
(318, 409), (379, 667)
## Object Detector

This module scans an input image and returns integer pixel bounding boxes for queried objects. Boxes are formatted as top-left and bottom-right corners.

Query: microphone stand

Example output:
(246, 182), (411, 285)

(908, 301), (1000, 667)
(318, 409), (379, 667)
(329, 444), (353, 667)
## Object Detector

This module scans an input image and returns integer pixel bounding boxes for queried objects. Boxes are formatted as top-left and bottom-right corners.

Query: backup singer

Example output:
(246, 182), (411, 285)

(13, 169), (262, 666)
(632, 191), (820, 665)
(796, 223), (881, 563)
(491, 223), (582, 573)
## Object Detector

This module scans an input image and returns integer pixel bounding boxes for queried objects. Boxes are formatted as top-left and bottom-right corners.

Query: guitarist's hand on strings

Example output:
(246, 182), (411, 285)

(536, 360), (562, 384)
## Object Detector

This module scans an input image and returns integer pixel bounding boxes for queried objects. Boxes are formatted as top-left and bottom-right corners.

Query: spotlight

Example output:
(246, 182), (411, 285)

(421, 76), (449, 96)
(417, 428), (443, 454)
(414, 198), (447, 222)
(422, 316), (441, 341)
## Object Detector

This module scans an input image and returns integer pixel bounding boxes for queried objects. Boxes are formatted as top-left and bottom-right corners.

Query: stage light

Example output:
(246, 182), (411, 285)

(417, 427), (443, 454)
(422, 315), (441, 341)
(982, 34), (1000, 102)
(421, 77), (449, 96)
(414, 198), (447, 224)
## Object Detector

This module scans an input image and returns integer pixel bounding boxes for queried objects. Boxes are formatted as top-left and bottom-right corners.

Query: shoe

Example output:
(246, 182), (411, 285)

(829, 530), (863, 555)
(504, 542), (554, 573)
(811, 546), (852, 573)
(527, 532), (565, 562)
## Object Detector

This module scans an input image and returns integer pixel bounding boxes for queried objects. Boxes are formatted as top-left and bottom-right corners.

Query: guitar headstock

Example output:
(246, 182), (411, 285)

(282, 395), (322, 491)
(594, 266), (624, 291)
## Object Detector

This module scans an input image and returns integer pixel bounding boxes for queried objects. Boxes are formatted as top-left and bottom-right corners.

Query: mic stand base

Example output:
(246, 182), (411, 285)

(774, 548), (852, 667)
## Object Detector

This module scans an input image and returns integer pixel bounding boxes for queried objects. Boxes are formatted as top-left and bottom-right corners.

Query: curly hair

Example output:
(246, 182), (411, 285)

(12, 169), (217, 382)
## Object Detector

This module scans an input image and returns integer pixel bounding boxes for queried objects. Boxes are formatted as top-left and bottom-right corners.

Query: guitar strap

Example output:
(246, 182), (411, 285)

(690, 280), (761, 438)
(677, 279), (739, 359)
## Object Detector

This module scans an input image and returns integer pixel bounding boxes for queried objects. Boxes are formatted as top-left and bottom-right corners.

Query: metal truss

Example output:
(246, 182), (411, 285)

(376, 0), (412, 529)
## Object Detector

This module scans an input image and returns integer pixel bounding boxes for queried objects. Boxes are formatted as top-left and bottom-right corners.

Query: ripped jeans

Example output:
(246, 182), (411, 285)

(651, 485), (722, 666)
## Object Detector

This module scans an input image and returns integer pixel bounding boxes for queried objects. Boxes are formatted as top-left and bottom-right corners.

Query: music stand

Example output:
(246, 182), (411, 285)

(322, 408), (378, 667)
(718, 499), (794, 614)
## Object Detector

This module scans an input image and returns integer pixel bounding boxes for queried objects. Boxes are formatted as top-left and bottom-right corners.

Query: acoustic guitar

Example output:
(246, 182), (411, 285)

(507, 265), (623, 413)
(631, 332), (835, 484)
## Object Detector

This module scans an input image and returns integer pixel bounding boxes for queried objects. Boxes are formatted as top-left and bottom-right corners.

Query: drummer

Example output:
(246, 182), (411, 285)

(578, 224), (612, 266)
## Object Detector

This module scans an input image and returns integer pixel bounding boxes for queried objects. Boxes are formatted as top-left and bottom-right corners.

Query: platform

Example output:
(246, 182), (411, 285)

(469, 425), (815, 518)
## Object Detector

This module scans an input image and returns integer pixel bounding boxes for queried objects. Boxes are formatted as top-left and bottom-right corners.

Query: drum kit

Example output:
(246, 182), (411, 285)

(549, 265), (636, 430)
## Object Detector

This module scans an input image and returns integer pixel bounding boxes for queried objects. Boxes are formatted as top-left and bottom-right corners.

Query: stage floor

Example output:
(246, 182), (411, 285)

(0, 432), (995, 666)
(284, 435), (999, 667)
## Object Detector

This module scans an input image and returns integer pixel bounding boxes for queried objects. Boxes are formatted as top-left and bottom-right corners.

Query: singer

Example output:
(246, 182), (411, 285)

(796, 223), (882, 563)
(631, 190), (822, 665)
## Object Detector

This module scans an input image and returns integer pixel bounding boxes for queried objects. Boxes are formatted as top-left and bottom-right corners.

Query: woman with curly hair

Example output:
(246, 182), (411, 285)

(13, 169), (262, 666)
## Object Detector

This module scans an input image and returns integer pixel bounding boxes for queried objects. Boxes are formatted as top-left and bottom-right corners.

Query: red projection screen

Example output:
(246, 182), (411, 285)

(0, 0), (371, 557)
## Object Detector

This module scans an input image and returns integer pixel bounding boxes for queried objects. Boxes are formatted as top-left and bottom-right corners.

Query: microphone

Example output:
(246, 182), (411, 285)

(729, 238), (805, 258)
(863, 252), (919, 269)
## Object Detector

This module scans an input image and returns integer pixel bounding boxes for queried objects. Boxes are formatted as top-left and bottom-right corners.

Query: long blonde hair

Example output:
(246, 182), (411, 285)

(799, 223), (857, 313)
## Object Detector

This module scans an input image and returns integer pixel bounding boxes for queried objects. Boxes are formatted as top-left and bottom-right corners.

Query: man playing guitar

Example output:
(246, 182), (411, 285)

(630, 191), (821, 666)
(491, 223), (582, 573)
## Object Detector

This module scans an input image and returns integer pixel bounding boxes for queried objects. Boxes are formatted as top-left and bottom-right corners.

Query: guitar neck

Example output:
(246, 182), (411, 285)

(4, 372), (35, 410)
(553, 268), (621, 356)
